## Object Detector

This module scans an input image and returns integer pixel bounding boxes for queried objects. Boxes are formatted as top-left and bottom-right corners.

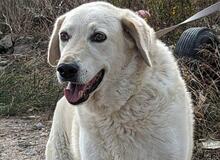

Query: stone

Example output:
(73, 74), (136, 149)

(13, 44), (32, 55)
(33, 122), (45, 130)
(0, 34), (13, 53)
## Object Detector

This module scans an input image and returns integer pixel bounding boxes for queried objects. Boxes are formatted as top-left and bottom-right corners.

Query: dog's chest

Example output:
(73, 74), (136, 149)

(78, 116), (158, 160)
(77, 94), (177, 160)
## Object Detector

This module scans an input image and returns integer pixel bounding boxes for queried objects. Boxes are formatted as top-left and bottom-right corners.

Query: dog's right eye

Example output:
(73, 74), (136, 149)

(60, 32), (70, 42)
(90, 31), (107, 43)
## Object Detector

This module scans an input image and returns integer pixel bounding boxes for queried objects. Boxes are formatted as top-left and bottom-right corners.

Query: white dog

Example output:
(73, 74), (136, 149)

(46, 2), (194, 160)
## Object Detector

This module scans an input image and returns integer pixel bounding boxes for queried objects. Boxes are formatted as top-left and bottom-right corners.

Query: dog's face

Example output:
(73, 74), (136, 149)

(48, 2), (154, 106)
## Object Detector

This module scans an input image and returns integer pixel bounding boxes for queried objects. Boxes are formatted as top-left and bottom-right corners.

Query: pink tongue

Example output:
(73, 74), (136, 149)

(64, 84), (86, 104)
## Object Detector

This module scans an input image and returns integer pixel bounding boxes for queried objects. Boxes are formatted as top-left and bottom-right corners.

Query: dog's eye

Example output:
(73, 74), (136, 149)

(91, 32), (107, 42)
(60, 31), (70, 42)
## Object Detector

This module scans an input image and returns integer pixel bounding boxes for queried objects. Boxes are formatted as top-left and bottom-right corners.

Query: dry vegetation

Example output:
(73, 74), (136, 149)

(178, 43), (220, 159)
(0, 0), (219, 159)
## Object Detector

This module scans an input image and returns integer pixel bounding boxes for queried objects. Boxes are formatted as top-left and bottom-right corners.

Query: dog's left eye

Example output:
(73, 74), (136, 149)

(90, 32), (107, 42)
(60, 31), (70, 42)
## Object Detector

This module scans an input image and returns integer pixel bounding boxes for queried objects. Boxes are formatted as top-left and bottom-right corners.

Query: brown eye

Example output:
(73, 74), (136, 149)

(60, 31), (70, 42)
(91, 32), (107, 42)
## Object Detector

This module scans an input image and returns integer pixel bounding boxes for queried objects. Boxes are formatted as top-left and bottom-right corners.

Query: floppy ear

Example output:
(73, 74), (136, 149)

(47, 15), (66, 67)
(121, 11), (154, 67)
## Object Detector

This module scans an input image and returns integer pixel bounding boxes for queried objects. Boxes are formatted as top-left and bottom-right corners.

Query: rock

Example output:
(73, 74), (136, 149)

(12, 36), (35, 55)
(201, 139), (220, 150)
(0, 23), (12, 35)
(40, 132), (48, 137)
(0, 34), (13, 48)
(21, 115), (40, 120)
(25, 148), (37, 156)
(33, 122), (45, 130)
(0, 34), (13, 53)
(13, 44), (32, 55)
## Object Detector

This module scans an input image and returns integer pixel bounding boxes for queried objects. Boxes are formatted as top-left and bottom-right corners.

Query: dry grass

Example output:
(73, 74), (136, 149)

(0, 0), (218, 35)
(0, 48), (62, 116)
(0, 0), (78, 36)
(178, 43), (220, 159)
(178, 43), (220, 140)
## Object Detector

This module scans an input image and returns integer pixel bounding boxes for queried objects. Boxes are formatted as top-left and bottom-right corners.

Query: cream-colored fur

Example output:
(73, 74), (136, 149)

(46, 2), (194, 160)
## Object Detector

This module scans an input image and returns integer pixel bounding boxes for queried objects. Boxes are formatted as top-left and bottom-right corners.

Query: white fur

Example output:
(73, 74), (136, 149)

(46, 2), (194, 160)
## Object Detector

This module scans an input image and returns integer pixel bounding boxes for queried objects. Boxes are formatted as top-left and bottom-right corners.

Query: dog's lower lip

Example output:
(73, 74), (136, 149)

(64, 69), (105, 105)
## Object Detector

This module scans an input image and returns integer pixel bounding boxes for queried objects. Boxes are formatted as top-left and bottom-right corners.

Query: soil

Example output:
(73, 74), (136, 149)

(0, 115), (219, 160)
(0, 115), (51, 160)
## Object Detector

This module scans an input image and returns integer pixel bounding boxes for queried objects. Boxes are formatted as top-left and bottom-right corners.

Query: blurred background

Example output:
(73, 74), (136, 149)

(0, 0), (219, 159)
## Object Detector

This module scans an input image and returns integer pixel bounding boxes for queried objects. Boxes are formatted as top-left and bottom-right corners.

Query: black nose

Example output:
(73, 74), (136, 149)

(57, 63), (79, 81)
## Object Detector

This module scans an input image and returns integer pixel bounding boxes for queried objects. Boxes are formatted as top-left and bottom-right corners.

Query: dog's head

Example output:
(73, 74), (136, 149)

(48, 2), (155, 106)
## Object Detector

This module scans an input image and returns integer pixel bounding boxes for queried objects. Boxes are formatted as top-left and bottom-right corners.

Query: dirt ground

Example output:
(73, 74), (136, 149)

(0, 116), (51, 160)
(0, 115), (219, 160)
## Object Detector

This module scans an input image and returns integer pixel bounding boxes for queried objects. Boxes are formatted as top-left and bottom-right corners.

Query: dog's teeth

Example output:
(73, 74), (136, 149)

(79, 91), (84, 97)
(67, 83), (71, 89)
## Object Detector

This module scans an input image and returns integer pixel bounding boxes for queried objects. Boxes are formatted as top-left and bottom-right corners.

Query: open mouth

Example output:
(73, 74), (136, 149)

(64, 69), (105, 105)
